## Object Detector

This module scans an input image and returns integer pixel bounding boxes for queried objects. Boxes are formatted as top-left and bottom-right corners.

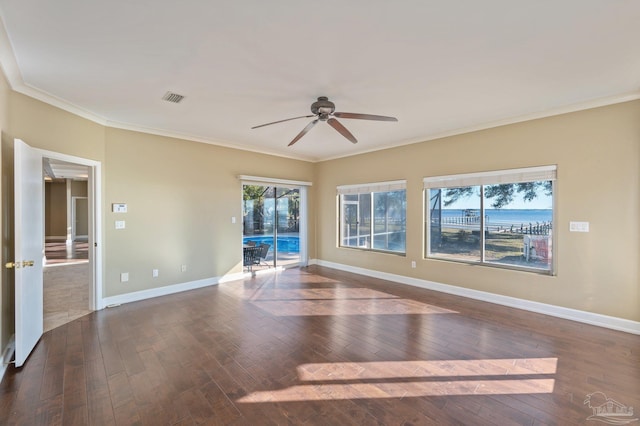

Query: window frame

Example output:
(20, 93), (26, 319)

(338, 180), (407, 255)
(423, 166), (556, 275)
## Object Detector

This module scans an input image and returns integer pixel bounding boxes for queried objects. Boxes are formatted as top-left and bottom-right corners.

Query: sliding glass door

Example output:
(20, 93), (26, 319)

(243, 184), (301, 268)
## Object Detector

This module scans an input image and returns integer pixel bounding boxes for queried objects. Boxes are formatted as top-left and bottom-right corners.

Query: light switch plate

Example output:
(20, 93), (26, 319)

(569, 221), (589, 232)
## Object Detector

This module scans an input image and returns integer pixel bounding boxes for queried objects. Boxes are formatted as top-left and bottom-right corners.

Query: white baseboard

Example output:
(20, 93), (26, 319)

(102, 272), (246, 307)
(1, 335), (15, 382)
(310, 259), (640, 335)
(100, 266), (290, 309)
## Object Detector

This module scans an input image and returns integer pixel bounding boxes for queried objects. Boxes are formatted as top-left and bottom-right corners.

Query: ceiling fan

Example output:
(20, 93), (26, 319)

(251, 96), (398, 146)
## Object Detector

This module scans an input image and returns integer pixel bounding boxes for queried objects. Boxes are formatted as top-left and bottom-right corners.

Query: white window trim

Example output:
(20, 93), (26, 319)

(238, 175), (312, 187)
(424, 165), (556, 188)
(337, 179), (406, 194)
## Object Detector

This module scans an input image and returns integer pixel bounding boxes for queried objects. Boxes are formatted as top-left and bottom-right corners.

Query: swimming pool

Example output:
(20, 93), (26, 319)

(243, 235), (300, 253)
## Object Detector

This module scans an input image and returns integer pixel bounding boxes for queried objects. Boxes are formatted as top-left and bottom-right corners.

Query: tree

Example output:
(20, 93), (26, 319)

(243, 185), (300, 234)
(243, 185), (271, 233)
(443, 181), (552, 208)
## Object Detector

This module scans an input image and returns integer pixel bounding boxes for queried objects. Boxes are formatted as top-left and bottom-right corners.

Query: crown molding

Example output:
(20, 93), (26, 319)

(2, 18), (639, 164)
(104, 120), (314, 162)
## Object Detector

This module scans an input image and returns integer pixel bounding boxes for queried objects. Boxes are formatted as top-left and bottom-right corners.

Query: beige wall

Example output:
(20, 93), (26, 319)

(44, 181), (67, 237)
(71, 180), (87, 197)
(316, 100), (640, 321)
(0, 69), (10, 352)
(103, 127), (313, 297)
(43, 180), (89, 239)
(10, 92), (106, 161)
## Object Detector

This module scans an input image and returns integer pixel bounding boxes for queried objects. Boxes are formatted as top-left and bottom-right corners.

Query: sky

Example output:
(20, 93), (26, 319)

(436, 187), (553, 210)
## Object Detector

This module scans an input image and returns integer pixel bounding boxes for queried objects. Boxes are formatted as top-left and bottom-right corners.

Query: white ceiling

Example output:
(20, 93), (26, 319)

(1, 1), (639, 162)
(44, 158), (88, 180)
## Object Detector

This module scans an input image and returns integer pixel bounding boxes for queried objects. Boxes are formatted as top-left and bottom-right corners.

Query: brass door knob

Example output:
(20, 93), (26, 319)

(5, 262), (20, 269)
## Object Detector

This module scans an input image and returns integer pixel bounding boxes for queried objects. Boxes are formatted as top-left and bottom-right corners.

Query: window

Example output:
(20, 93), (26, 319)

(424, 166), (555, 273)
(338, 181), (406, 254)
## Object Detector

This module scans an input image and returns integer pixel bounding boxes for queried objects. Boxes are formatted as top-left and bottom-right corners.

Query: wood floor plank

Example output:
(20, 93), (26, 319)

(1, 265), (639, 425)
(39, 352), (65, 401)
(33, 394), (64, 426)
(199, 380), (243, 424)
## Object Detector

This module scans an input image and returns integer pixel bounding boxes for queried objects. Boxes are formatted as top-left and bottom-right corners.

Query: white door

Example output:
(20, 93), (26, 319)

(12, 139), (44, 367)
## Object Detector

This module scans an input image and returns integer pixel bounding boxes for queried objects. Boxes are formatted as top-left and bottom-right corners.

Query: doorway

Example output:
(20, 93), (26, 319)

(42, 157), (97, 331)
(242, 183), (304, 269)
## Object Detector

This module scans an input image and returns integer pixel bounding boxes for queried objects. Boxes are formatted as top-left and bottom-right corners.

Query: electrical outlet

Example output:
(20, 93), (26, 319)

(152, 269), (159, 278)
(411, 261), (416, 268)
(181, 265), (187, 272)
(120, 272), (129, 282)
(115, 220), (125, 229)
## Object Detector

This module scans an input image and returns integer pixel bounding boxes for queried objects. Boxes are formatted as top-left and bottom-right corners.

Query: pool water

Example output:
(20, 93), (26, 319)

(243, 236), (300, 253)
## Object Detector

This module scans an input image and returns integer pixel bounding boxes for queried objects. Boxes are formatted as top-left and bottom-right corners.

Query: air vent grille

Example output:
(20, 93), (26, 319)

(162, 91), (185, 103)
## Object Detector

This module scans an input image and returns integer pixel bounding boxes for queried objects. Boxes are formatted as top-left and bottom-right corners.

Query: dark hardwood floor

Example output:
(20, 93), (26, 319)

(1, 265), (638, 425)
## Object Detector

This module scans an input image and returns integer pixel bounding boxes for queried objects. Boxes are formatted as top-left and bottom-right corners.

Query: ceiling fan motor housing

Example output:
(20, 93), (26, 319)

(311, 96), (335, 120)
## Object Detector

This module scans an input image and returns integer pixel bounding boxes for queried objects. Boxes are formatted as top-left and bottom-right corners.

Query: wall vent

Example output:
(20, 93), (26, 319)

(162, 91), (185, 103)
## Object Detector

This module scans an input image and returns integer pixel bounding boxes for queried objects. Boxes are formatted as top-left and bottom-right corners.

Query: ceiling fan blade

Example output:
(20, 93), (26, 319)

(327, 118), (357, 144)
(333, 112), (398, 122)
(252, 114), (315, 129)
(288, 119), (318, 146)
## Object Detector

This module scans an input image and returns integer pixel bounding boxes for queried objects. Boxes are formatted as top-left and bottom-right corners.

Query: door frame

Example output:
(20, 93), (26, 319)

(238, 175), (311, 268)
(40, 149), (103, 311)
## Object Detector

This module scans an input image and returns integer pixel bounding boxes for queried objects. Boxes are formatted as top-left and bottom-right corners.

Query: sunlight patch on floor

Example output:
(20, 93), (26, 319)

(248, 287), (402, 301)
(242, 287), (457, 316)
(251, 297), (457, 316)
(237, 357), (557, 403)
(297, 358), (558, 380)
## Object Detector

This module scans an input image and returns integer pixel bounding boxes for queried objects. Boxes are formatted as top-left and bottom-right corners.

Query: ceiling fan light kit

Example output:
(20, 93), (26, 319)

(252, 96), (397, 146)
